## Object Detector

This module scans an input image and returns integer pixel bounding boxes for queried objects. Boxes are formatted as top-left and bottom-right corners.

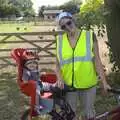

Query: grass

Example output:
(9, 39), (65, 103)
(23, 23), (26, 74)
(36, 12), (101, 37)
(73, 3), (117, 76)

(0, 22), (34, 49)
(0, 22), (34, 33)
(0, 67), (119, 120)
(0, 68), (51, 120)
(0, 69), (21, 120)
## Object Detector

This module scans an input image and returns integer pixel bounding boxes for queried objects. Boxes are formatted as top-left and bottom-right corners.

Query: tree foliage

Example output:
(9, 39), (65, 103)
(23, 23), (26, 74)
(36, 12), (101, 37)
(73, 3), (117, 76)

(59, 0), (81, 14)
(38, 6), (46, 18)
(80, 0), (104, 12)
(0, 5), (20, 17)
(0, 0), (35, 17)
(76, 0), (105, 30)
(76, 0), (120, 72)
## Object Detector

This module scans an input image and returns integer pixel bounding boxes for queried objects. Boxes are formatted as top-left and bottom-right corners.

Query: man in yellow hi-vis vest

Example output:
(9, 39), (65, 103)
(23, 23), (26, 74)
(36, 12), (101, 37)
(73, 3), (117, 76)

(56, 12), (111, 120)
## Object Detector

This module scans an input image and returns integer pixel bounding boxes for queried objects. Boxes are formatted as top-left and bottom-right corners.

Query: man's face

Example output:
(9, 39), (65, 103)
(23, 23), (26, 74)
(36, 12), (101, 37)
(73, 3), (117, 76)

(59, 18), (76, 33)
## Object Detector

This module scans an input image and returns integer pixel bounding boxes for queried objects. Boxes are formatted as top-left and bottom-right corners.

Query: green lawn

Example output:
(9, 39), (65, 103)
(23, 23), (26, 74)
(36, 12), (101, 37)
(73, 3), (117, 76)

(0, 22), (34, 33)
(0, 22), (34, 49)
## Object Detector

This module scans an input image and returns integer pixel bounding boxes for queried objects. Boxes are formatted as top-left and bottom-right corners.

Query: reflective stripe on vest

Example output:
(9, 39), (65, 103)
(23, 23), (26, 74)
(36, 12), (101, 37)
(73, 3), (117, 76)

(58, 31), (92, 66)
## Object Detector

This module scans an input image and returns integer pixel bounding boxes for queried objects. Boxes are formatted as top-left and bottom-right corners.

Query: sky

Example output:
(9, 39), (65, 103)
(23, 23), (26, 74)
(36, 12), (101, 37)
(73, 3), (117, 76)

(31, 0), (71, 13)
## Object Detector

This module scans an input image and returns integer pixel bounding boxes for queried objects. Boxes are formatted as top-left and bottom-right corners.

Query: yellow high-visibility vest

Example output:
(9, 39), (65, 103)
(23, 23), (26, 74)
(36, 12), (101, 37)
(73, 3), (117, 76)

(56, 30), (98, 88)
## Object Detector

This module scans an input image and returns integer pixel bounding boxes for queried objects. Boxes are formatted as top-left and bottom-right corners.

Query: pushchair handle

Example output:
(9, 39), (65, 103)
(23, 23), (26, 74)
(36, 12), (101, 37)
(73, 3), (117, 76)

(108, 88), (120, 94)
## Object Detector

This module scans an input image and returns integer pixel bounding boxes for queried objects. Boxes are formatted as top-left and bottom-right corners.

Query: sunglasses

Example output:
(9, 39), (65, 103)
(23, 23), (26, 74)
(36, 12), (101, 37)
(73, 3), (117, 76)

(61, 21), (72, 30)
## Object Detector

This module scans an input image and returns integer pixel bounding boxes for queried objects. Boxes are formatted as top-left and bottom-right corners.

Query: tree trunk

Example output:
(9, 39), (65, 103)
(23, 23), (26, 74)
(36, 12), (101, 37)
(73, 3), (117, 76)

(104, 0), (120, 70)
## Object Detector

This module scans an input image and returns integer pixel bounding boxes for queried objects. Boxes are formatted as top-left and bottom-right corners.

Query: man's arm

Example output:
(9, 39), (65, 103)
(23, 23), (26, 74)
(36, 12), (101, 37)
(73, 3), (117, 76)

(93, 32), (110, 93)
(55, 58), (64, 88)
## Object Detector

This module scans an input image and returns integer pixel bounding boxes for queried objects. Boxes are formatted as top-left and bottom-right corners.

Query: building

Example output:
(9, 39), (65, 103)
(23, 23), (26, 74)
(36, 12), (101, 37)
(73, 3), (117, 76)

(43, 10), (63, 20)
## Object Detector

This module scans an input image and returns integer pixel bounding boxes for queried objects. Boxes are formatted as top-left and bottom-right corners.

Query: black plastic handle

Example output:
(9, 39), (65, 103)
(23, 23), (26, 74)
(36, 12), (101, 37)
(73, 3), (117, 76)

(108, 88), (120, 94)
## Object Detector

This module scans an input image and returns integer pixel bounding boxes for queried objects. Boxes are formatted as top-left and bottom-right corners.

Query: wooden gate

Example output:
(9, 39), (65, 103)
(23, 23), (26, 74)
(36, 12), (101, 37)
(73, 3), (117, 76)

(0, 31), (63, 69)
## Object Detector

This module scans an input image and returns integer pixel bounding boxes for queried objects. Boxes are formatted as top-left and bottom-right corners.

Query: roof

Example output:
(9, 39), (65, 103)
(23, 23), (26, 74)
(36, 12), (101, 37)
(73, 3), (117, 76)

(43, 10), (63, 14)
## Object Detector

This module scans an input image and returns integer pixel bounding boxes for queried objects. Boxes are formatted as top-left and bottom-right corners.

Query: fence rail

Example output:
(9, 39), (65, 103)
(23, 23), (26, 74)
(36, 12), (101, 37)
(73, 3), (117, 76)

(0, 31), (64, 69)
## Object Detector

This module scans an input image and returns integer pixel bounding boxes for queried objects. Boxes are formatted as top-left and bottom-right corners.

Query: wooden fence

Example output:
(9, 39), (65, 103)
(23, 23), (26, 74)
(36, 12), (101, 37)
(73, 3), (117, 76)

(0, 31), (63, 69)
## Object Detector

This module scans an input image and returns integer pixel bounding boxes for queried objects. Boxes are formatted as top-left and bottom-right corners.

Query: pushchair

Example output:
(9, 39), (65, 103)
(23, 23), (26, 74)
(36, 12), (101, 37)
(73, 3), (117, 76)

(11, 48), (75, 120)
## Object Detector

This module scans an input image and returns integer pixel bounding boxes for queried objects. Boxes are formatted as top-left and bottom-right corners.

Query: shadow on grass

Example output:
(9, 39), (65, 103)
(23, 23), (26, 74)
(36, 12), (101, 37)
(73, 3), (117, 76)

(0, 72), (21, 120)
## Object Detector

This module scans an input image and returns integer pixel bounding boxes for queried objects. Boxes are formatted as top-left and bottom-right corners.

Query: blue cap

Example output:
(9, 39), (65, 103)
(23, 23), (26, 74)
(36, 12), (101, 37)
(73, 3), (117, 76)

(57, 12), (72, 23)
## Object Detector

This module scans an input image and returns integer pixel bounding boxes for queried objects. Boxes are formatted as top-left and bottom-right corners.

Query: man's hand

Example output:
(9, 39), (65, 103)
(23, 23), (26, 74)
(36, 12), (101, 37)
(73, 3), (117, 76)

(56, 78), (64, 89)
(100, 81), (111, 96)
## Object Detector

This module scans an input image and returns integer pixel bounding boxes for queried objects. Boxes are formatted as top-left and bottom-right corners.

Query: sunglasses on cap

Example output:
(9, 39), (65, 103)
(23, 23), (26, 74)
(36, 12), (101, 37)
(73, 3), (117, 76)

(60, 21), (72, 30)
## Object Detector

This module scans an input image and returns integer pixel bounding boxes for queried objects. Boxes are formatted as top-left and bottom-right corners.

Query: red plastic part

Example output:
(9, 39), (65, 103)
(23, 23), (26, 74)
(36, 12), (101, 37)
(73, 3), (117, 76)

(40, 73), (57, 83)
(11, 48), (57, 105)
(11, 48), (37, 105)
(11, 48), (57, 118)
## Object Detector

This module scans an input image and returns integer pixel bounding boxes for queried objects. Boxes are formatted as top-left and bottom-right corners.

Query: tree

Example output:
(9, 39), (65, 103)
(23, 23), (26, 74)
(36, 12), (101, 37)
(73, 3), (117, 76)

(104, 0), (120, 71)
(76, 0), (120, 73)
(38, 5), (45, 18)
(0, 0), (21, 17)
(9, 0), (33, 9)
(9, 0), (35, 17)
(59, 0), (81, 14)
(24, 9), (35, 17)
(0, 0), (35, 17)
(0, 0), (8, 5)
(76, 0), (105, 29)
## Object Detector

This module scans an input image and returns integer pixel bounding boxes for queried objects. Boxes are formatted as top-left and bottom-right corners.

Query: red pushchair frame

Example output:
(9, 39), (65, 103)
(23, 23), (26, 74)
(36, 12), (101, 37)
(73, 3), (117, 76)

(11, 48), (57, 120)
